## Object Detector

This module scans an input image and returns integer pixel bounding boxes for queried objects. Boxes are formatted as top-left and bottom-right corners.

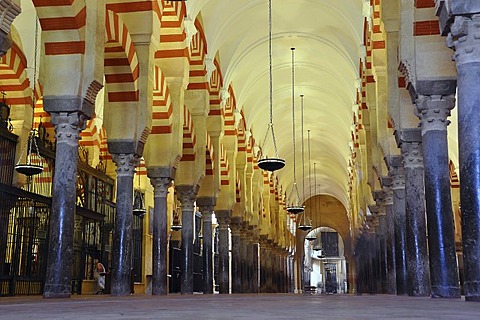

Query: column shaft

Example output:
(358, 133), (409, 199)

(417, 95), (460, 298)
(111, 154), (137, 296)
(176, 185), (197, 294)
(150, 176), (171, 295)
(401, 132), (430, 296)
(231, 232), (241, 293)
(388, 157), (408, 295)
(44, 112), (85, 298)
(216, 211), (230, 294)
(448, 14), (480, 301)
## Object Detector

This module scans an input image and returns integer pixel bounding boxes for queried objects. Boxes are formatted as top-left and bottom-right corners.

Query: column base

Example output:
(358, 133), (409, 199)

(465, 295), (480, 302)
(43, 284), (71, 299)
(431, 285), (461, 299)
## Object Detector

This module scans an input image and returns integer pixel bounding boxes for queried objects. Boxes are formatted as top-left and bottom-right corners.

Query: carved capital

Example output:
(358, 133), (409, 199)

(176, 185), (198, 211)
(215, 210), (231, 228)
(150, 177), (172, 197)
(383, 186), (394, 206)
(197, 196), (216, 215)
(111, 153), (138, 177)
(390, 165), (406, 190)
(50, 112), (87, 146)
(401, 141), (423, 170)
(415, 95), (455, 134)
(447, 14), (480, 66)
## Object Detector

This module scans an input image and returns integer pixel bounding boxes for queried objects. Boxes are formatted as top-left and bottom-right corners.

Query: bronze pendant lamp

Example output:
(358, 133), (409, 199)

(286, 48), (304, 215)
(298, 128), (313, 232)
(257, 0), (285, 172)
(15, 16), (44, 177)
(132, 160), (146, 216)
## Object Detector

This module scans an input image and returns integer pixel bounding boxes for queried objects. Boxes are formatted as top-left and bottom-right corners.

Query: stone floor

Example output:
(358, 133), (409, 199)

(1, 294), (480, 319)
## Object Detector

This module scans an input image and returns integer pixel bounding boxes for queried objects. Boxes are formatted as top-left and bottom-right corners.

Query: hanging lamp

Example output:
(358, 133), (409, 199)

(286, 48), (304, 215)
(305, 234), (316, 241)
(257, 0), (285, 172)
(15, 16), (44, 177)
(132, 164), (146, 216)
(298, 127), (312, 231)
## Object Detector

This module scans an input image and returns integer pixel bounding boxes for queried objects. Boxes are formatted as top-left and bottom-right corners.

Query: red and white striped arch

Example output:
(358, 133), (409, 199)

(187, 18), (208, 90)
(224, 86), (237, 136)
(156, 0), (188, 61)
(205, 133), (214, 176)
(180, 105), (196, 162)
(151, 66), (173, 135)
(32, 0), (86, 56)
(104, 9), (139, 105)
(208, 57), (223, 114)
(235, 171), (241, 203)
(220, 144), (229, 186)
(0, 42), (31, 108)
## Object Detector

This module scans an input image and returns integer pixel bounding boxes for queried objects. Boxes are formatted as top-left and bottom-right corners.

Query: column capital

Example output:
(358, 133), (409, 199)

(215, 210), (231, 227)
(415, 95), (455, 135)
(397, 129), (423, 170)
(176, 185), (198, 211)
(447, 14), (480, 67)
(401, 141), (423, 170)
(197, 196), (216, 213)
(386, 156), (406, 190)
(50, 112), (87, 146)
(150, 177), (172, 197)
(111, 153), (139, 177)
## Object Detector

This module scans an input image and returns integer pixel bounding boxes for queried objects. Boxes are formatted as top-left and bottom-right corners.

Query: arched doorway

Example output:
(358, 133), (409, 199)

(304, 227), (347, 294)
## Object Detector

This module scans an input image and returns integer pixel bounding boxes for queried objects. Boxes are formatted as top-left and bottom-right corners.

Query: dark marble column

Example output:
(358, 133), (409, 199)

(416, 95), (460, 298)
(215, 210), (231, 294)
(248, 235), (259, 293)
(230, 229), (241, 293)
(259, 238), (268, 293)
(387, 155), (408, 295)
(382, 177), (397, 294)
(110, 153), (138, 296)
(176, 185), (198, 294)
(197, 197), (215, 294)
(446, 13), (480, 302)
(148, 169), (173, 295)
(230, 217), (242, 293)
(44, 112), (87, 298)
(240, 231), (249, 293)
(399, 129), (430, 296)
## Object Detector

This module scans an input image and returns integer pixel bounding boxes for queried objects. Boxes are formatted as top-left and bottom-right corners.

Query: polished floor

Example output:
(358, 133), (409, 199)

(1, 293), (479, 319)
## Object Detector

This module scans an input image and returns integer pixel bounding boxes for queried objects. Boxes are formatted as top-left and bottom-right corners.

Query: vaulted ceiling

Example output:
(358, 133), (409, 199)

(188, 0), (365, 208)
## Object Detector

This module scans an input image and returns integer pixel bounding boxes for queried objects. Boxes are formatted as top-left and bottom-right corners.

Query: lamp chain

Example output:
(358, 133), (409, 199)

(308, 129), (312, 225)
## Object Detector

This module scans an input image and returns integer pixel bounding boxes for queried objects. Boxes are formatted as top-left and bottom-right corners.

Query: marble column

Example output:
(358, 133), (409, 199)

(387, 155), (408, 295)
(176, 185), (198, 294)
(248, 235), (259, 293)
(215, 210), (231, 294)
(259, 239), (268, 293)
(240, 231), (249, 293)
(148, 170), (173, 295)
(383, 177), (397, 295)
(416, 95), (460, 298)
(197, 197), (215, 294)
(44, 112), (86, 298)
(447, 13), (480, 301)
(230, 227), (242, 293)
(110, 153), (138, 296)
(399, 129), (430, 296)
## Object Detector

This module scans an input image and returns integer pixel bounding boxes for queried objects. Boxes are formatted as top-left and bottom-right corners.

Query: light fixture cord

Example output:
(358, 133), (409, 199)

(301, 94), (305, 208)
(307, 129), (312, 225)
(268, 0), (280, 157)
(291, 48), (301, 204)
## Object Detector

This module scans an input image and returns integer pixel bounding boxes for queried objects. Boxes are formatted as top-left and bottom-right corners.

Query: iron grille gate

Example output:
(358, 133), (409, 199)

(0, 187), (51, 296)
